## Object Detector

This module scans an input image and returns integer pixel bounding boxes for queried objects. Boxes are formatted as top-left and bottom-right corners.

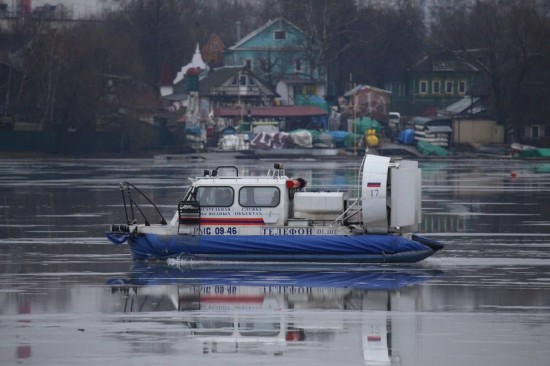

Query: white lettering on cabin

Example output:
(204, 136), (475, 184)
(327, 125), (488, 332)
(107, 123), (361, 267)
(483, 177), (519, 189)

(200, 207), (264, 217)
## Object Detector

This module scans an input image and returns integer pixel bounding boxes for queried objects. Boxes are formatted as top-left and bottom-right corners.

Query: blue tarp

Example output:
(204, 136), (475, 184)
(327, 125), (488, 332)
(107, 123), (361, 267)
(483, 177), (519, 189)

(397, 129), (415, 145)
(185, 125), (202, 135)
(328, 130), (348, 144)
(126, 233), (437, 263)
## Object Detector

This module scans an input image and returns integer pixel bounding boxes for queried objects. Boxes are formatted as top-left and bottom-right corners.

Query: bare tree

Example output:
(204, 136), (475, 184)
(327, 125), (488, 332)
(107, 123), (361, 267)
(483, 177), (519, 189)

(349, 1), (426, 88)
(288, 0), (358, 97)
(111, 0), (198, 94)
(431, 0), (550, 142)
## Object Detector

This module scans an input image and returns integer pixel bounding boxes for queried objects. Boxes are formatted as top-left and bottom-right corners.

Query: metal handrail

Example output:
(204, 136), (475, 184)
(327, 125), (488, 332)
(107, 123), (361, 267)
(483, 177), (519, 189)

(120, 182), (167, 226)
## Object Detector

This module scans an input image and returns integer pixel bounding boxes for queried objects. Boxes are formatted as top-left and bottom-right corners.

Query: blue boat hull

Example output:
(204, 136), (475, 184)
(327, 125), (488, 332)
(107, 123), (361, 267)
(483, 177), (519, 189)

(117, 233), (443, 263)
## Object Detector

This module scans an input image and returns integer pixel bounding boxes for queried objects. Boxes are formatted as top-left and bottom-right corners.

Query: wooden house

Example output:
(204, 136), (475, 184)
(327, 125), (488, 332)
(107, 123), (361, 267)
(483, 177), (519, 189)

(201, 33), (225, 68)
(387, 51), (481, 116)
(224, 18), (326, 106)
(197, 65), (278, 111)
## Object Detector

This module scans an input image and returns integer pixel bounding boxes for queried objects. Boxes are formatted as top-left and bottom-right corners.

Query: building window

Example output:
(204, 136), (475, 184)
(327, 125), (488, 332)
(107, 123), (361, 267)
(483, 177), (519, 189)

(294, 59), (302, 72)
(245, 59), (252, 69)
(211, 42), (218, 50)
(532, 125), (539, 139)
(240, 74), (248, 86)
(274, 30), (286, 40)
(419, 80), (428, 94)
(458, 80), (466, 94)
(389, 83), (403, 97)
(303, 84), (316, 94)
(445, 81), (453, 94)
(432, 80), (441, 94)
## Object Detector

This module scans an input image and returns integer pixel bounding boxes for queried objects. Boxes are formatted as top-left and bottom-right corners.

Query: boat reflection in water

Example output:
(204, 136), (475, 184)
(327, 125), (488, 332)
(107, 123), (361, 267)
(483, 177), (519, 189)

(108, 263), (441, 364)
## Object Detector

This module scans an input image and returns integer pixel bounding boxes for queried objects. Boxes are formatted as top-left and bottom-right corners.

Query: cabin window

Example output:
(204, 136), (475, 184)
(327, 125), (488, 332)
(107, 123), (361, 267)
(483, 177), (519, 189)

(239, 186), (280, 207)
(196, 186), (234, 207)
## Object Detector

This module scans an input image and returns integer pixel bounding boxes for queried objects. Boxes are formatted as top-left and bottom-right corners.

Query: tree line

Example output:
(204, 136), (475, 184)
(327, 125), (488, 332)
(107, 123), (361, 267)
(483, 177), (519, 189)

(0, 0), (548, 142)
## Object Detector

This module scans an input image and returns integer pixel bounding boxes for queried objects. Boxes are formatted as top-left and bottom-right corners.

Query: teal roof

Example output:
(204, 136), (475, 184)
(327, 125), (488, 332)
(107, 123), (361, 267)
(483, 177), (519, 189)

(228, 18), (307, 51)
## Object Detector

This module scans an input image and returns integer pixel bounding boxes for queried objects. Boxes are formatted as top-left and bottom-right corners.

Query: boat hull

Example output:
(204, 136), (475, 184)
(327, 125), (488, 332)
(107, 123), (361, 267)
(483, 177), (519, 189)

(120, 233), (443, 263)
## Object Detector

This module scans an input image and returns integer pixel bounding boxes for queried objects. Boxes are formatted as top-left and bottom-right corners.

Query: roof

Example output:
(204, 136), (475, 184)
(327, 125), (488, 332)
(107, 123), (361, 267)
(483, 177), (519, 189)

(412, 116), (452, 126)
(444, 96), (485, 115)
(198, 66), (277, 97)
(409, 51), (480, 74)
(228, 18), (306, 51)
(163, 93), (187, 101)
(203, 33), (225, 49)
(344, 84), (391, 97)
(198, 66), (243, 95)
(426, 126), (452, 133)
(214, 106), (329, 118)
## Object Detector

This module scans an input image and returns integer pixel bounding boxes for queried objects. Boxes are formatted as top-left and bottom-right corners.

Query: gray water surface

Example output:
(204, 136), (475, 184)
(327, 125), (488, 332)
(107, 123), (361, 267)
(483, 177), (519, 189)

(1, 156), (549, 366)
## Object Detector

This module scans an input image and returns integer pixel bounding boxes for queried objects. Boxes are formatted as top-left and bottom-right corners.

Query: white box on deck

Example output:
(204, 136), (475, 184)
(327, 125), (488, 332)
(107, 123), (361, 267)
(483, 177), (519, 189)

(294, 192), (348, 220)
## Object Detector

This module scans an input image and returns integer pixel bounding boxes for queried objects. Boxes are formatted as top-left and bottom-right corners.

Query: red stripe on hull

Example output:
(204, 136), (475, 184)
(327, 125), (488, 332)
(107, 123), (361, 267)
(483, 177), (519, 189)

(200, 218), (265, 225)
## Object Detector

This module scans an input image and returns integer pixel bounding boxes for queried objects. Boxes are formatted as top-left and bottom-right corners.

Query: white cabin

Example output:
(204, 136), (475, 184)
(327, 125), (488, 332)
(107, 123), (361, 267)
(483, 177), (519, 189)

(175, 155), (421, 236)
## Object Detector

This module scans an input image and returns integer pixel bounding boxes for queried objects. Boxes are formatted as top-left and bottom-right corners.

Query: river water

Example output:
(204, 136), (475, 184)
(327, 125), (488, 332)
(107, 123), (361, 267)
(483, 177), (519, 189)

(1, 155), (549, 366)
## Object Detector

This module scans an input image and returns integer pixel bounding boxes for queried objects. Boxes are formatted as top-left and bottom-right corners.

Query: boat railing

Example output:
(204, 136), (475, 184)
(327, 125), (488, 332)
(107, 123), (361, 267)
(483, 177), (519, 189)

(120, 182), (167, 226)
(329, 197), (362, 227)
(267, 162), (285, 178)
